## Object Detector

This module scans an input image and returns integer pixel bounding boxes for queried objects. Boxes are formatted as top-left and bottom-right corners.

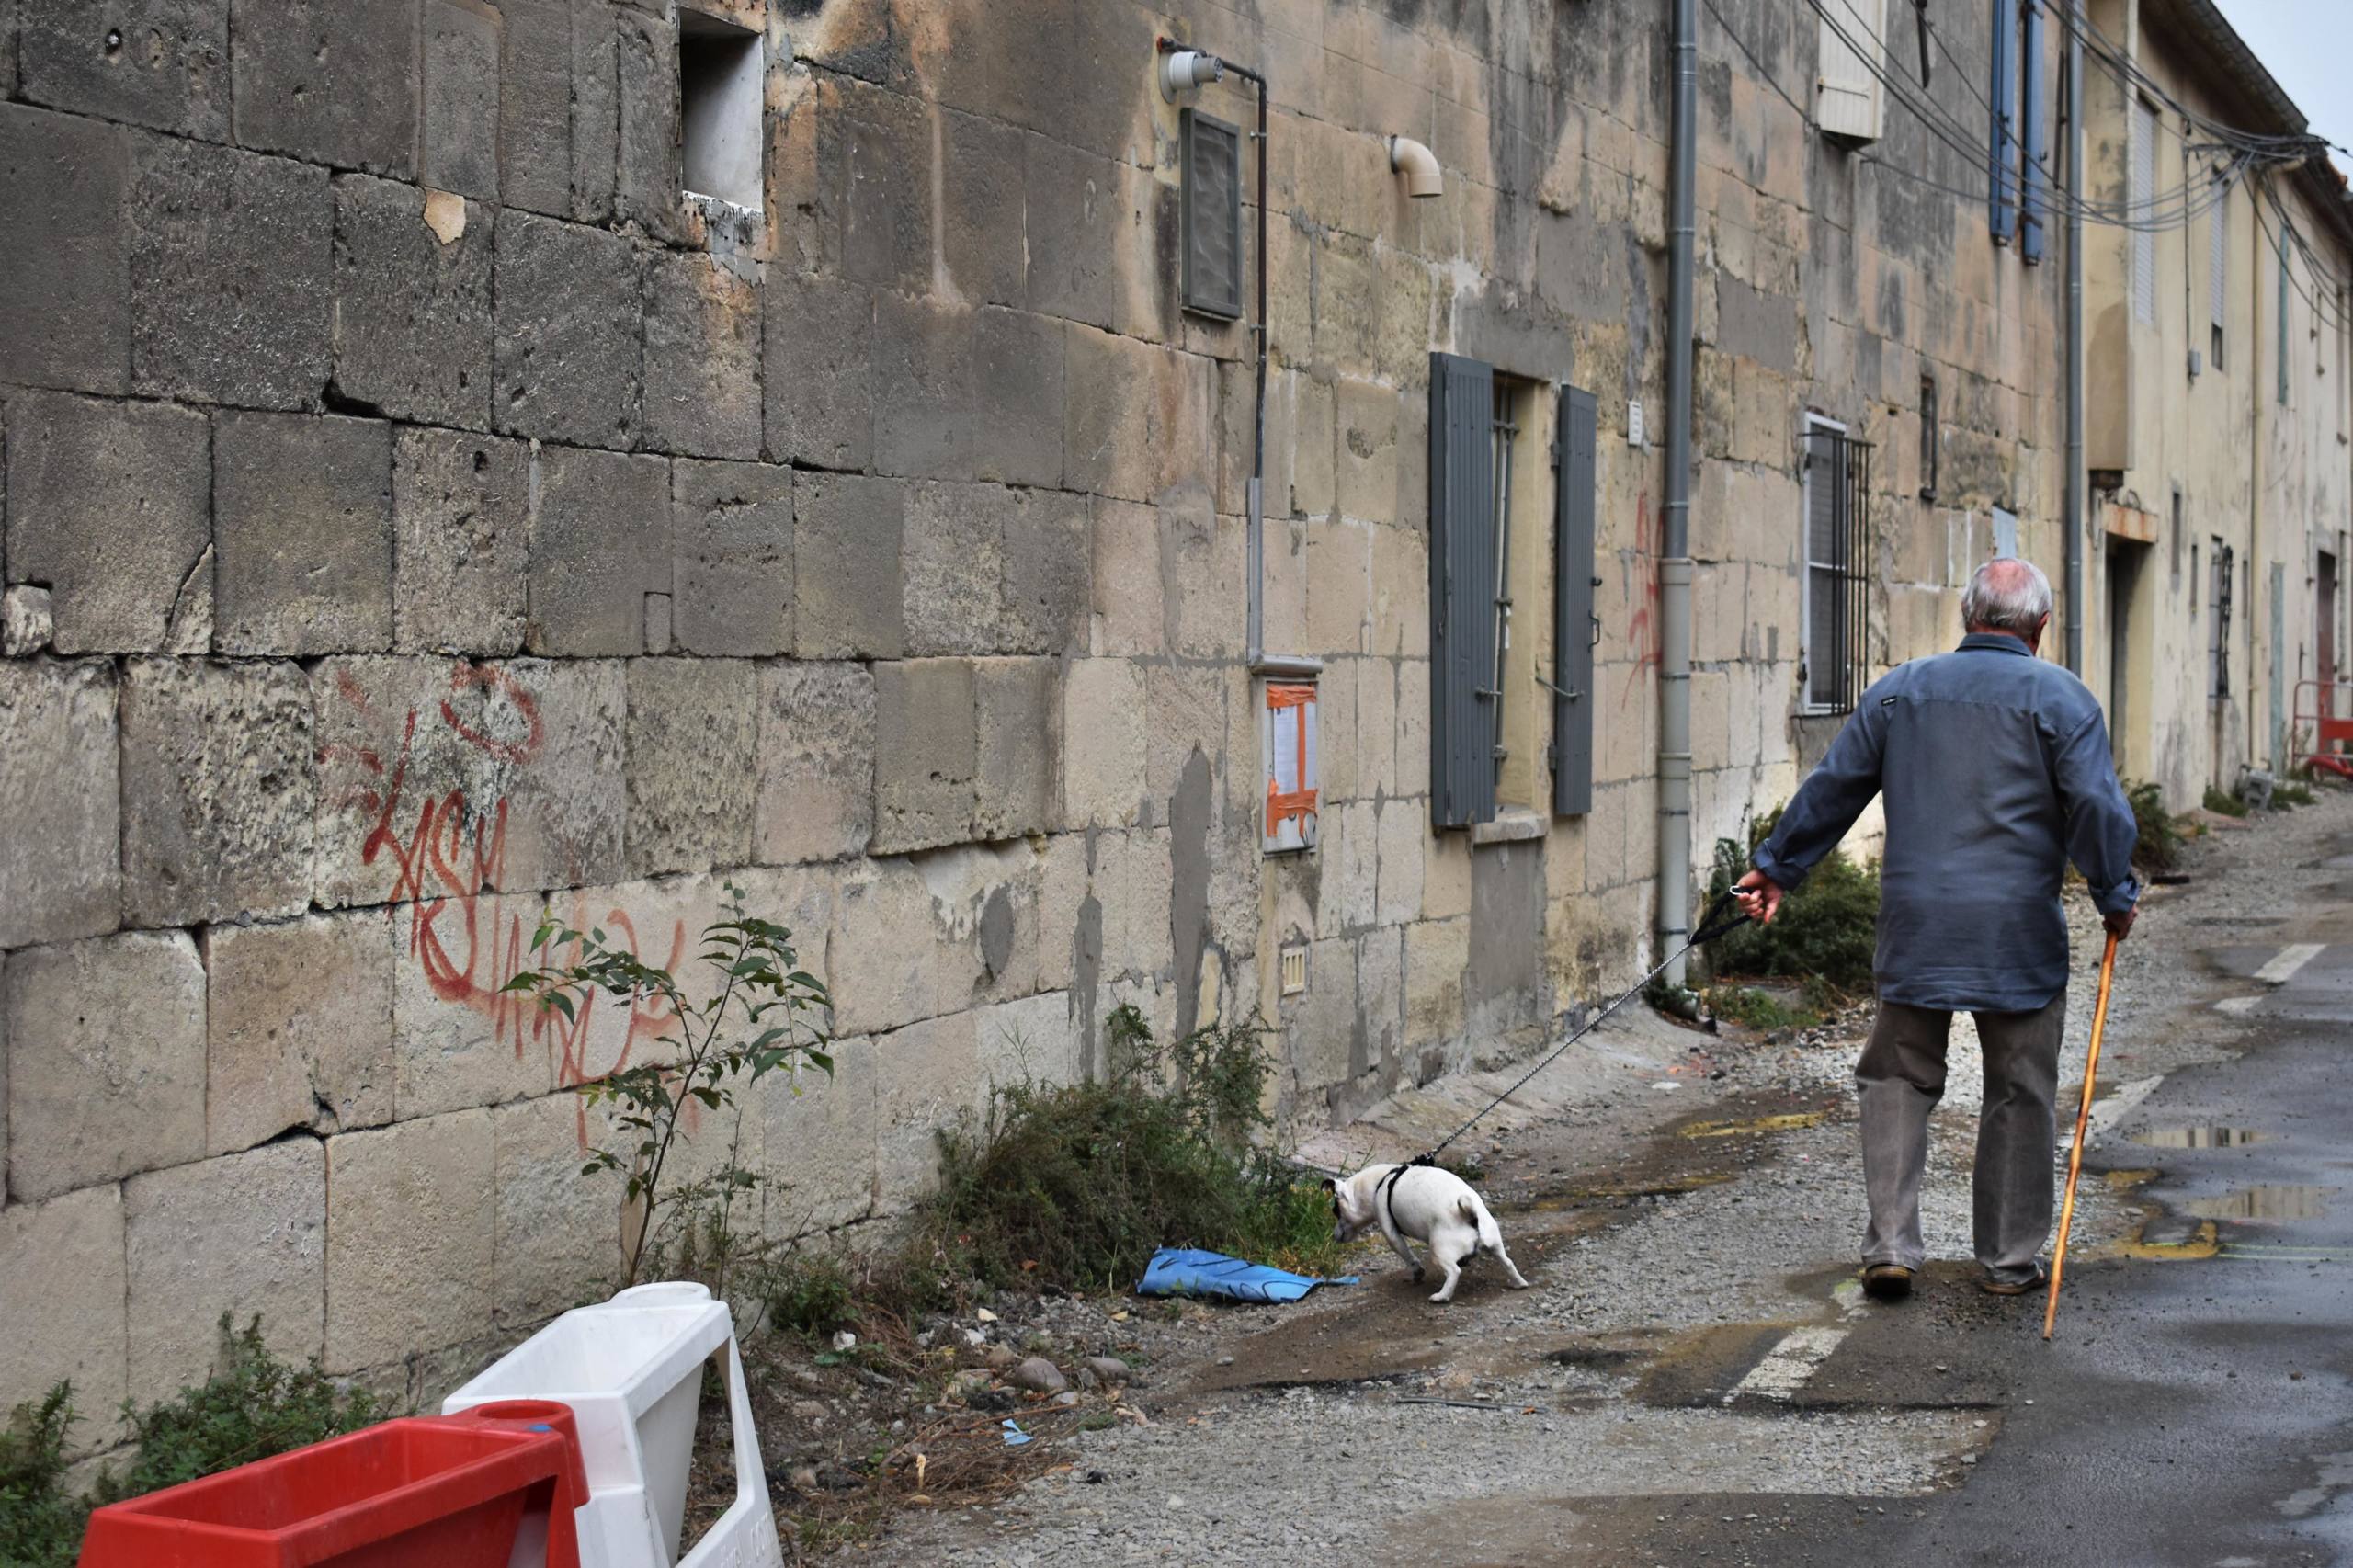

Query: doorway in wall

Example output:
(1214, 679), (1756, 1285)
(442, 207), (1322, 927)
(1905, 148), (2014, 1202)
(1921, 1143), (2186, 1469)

(2106, 536), (2152, 776)
(2321, 549), (2339, 722)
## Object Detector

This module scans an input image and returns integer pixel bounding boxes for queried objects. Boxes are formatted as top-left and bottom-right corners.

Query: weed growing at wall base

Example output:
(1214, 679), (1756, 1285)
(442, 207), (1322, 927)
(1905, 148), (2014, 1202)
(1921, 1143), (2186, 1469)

(0, 1319), (379, 1568)
(506, 882), (832, 1291)
(915, 1006), (1343, 1292)
(2125, 780), (2186, 870)
(0, 1386), (82, 1568)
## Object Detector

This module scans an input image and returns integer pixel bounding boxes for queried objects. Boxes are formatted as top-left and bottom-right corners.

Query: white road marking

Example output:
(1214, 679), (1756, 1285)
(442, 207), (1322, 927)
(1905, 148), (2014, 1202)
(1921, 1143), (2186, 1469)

(2254, 943), (2325, 985)
(1727, 1326), (1848, 1402)
(2215, 995), (2260, 1016)
(2063, 1074), (2165, 1150)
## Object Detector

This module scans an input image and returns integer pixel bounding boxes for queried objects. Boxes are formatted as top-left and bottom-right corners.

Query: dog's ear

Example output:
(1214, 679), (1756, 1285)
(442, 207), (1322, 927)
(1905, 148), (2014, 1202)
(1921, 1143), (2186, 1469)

(1320, 1176), (1338, 1194)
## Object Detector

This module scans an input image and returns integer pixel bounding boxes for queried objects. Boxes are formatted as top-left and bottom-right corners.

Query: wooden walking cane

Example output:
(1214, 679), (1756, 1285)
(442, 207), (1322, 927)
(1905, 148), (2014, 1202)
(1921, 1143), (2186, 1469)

(2044, 931), (2120, 1340)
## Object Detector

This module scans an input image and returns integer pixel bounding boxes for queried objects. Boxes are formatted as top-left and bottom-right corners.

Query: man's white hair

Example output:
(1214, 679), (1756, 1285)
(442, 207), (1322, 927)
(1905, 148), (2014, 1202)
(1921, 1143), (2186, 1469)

(1961, 557), (2052, 635)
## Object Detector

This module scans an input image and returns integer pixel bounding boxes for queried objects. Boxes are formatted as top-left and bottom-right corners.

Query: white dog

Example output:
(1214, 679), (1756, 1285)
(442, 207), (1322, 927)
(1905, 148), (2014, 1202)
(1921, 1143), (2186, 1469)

(1325, 1162), (1532, 1303)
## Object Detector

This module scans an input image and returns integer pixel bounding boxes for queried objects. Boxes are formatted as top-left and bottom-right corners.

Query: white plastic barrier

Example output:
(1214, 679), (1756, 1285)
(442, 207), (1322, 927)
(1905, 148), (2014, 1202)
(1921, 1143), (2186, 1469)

(445, 1282), (782, 1568)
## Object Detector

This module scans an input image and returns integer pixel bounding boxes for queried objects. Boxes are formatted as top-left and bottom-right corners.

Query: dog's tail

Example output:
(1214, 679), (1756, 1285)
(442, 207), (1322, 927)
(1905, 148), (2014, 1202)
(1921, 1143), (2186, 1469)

(1461, 1196), (1505, 1256)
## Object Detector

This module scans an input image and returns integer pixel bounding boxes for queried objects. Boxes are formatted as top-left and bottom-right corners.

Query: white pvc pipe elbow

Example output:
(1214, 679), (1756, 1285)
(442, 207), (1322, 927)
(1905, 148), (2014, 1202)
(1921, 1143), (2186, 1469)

(1389, 135), (1443, 198)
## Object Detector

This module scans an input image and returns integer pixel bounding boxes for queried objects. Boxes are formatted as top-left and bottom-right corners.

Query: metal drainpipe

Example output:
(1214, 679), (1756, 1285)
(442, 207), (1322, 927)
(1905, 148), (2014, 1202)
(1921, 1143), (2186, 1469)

(1658, 0), (1698, 983)
(1233, 61), (1272, 670)
(1157, 41), (1272, 669)
(2064, 0), (2086, 674)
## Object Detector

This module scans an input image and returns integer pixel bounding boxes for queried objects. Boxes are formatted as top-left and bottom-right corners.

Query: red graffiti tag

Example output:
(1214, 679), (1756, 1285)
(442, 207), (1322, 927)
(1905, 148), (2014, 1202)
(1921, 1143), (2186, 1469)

(337, 662), (685, 1146)
(1620, 491), (1663, 708)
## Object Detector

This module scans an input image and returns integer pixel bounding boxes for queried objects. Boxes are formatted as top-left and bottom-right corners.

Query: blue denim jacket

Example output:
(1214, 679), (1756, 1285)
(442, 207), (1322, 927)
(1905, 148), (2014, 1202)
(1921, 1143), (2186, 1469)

(1752, 633), (2141, 1012)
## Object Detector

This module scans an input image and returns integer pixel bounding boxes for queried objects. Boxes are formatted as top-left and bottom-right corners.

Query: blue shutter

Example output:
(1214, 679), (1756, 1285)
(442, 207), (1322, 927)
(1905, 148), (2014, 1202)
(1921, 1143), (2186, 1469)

(1429, 352), (1498, 828)
(1989, 0), (2018, 243)
(1552, 386), (1597, 816)
(2020, 2), (2047, 263)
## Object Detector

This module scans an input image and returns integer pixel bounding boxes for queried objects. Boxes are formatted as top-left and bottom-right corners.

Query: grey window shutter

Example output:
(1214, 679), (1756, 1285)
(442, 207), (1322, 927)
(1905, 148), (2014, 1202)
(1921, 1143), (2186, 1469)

(1552, 385), (1597, 816)
(1429, 351), (1497, 828)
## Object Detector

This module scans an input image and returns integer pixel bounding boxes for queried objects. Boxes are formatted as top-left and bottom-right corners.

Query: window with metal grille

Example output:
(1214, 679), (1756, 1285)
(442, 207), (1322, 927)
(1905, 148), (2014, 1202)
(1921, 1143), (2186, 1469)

(1802, 419), (1872, 714)
(2132, 99), (2158, 324)
(2209, 537), (2233, 698)
(1179, 108), (1243, 320)
(2211, 179), (2229, 369)
(1918, 372), (1938, 501)
(1429, 356), (1593, 825)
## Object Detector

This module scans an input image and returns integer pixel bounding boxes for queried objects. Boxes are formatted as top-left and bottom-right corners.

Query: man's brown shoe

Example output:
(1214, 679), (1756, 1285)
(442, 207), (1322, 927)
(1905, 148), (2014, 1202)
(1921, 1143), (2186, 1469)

(1979, 1267), (2049, 1297)
(1860, 1264), (1914, 1301)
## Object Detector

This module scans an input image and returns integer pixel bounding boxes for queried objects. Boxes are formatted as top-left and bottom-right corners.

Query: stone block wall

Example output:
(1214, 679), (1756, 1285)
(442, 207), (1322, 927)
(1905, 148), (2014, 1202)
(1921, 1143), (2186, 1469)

(0, 0), (2063, 1422)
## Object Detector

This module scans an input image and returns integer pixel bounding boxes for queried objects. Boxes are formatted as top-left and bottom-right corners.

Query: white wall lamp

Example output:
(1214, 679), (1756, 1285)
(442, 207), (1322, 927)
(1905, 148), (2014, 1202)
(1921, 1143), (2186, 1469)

(1160, 48), (1224, 102)
(1389, 135), (1443, 198)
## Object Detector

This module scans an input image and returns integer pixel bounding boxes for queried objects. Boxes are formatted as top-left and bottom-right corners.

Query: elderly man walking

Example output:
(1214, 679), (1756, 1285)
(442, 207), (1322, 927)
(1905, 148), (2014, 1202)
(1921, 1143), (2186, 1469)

(1733, 558), (2141, 1300)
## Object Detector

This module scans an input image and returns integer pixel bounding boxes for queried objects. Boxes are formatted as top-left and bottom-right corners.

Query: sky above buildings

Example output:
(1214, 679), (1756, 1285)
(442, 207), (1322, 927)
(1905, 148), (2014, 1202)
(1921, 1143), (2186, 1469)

(2211, 0), (2353, 172)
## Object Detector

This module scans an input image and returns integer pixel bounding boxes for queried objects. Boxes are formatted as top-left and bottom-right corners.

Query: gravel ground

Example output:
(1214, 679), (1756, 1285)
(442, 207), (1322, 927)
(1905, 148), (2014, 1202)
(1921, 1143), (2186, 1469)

(879, 788), (2353, 1565)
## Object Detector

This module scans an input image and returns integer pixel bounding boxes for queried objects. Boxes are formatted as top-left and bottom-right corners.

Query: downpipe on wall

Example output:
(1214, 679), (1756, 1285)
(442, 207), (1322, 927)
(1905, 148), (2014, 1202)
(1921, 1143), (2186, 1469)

(1657, 0), (1699, 983)
(1156, 39), (1279, 672)
(2064, 0), (2086, 674)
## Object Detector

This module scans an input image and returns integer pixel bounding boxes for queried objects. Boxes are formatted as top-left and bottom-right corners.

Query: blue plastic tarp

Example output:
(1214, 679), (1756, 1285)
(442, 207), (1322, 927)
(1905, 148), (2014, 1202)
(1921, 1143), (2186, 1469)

(1136, 1247), (1358, 1303)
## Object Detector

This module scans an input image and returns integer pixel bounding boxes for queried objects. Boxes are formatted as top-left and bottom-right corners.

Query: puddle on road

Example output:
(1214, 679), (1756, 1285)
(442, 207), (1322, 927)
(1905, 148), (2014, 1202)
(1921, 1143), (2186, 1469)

(2111, 1219), (2220, 1260)
(2130, 1125), (2269, 1148)
(2276, 1452), (2353, 1519)
(1680, 1112), (1829, 1140)
(2186, 1185), (2339, 1221)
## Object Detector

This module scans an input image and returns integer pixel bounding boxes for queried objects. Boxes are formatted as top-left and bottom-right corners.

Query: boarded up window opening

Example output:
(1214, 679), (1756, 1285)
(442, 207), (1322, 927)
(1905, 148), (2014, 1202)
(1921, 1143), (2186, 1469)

(1180, 109), (1244, 320)
(679, 11), (764, 211)
(1261, 681), (1318, 853)
(1802, 419), (1873, 715)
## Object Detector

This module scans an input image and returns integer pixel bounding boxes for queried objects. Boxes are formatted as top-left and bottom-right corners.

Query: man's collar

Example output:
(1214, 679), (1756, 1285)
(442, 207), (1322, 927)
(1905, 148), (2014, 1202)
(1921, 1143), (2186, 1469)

(1958, 631), (2033, 656)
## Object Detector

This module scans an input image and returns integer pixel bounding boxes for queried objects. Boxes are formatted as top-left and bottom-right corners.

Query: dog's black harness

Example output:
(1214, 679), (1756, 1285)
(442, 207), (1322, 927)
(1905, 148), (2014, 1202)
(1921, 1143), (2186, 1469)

(1374, 1153), (1438, 1244)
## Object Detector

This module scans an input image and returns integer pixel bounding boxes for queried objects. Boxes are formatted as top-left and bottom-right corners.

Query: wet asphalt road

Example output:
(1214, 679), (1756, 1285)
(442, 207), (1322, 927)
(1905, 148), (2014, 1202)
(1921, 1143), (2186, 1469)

(1602, 845), (2353, 1568)
(897, 807), (2353, 1567)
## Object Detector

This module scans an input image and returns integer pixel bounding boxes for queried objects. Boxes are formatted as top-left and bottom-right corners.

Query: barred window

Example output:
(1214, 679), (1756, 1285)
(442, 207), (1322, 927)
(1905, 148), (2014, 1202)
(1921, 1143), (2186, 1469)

(1802, 419), (1873, 714)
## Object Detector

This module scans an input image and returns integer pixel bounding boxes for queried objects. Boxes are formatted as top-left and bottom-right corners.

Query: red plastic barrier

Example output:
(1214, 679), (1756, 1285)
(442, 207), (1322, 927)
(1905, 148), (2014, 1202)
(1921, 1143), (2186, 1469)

(78, 1401), (591, 1568)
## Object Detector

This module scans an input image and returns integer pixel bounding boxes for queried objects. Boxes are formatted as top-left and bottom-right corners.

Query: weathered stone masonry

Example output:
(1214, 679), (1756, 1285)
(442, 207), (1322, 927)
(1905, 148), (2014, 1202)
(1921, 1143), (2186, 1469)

(1, 0), (2060, 1424)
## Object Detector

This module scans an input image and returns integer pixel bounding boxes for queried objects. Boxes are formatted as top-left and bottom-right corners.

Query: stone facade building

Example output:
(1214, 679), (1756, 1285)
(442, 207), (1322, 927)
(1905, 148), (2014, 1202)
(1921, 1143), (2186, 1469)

(0, 0), (2327, 1427)
(2080, 0), (2353, 805)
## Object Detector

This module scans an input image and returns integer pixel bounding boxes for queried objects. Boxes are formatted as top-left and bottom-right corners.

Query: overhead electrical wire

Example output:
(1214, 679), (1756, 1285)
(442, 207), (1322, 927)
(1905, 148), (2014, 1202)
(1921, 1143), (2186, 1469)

(2030, 0), (2341, 162)
(1704, 0), (2352, 339)
(1700, 0), (2233, 232)
(1803, 0), (2248, 231)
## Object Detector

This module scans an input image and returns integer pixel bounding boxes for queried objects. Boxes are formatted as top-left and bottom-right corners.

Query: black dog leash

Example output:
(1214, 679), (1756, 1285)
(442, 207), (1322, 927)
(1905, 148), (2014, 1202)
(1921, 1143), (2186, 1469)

(1372, 890), (1753, 1237)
